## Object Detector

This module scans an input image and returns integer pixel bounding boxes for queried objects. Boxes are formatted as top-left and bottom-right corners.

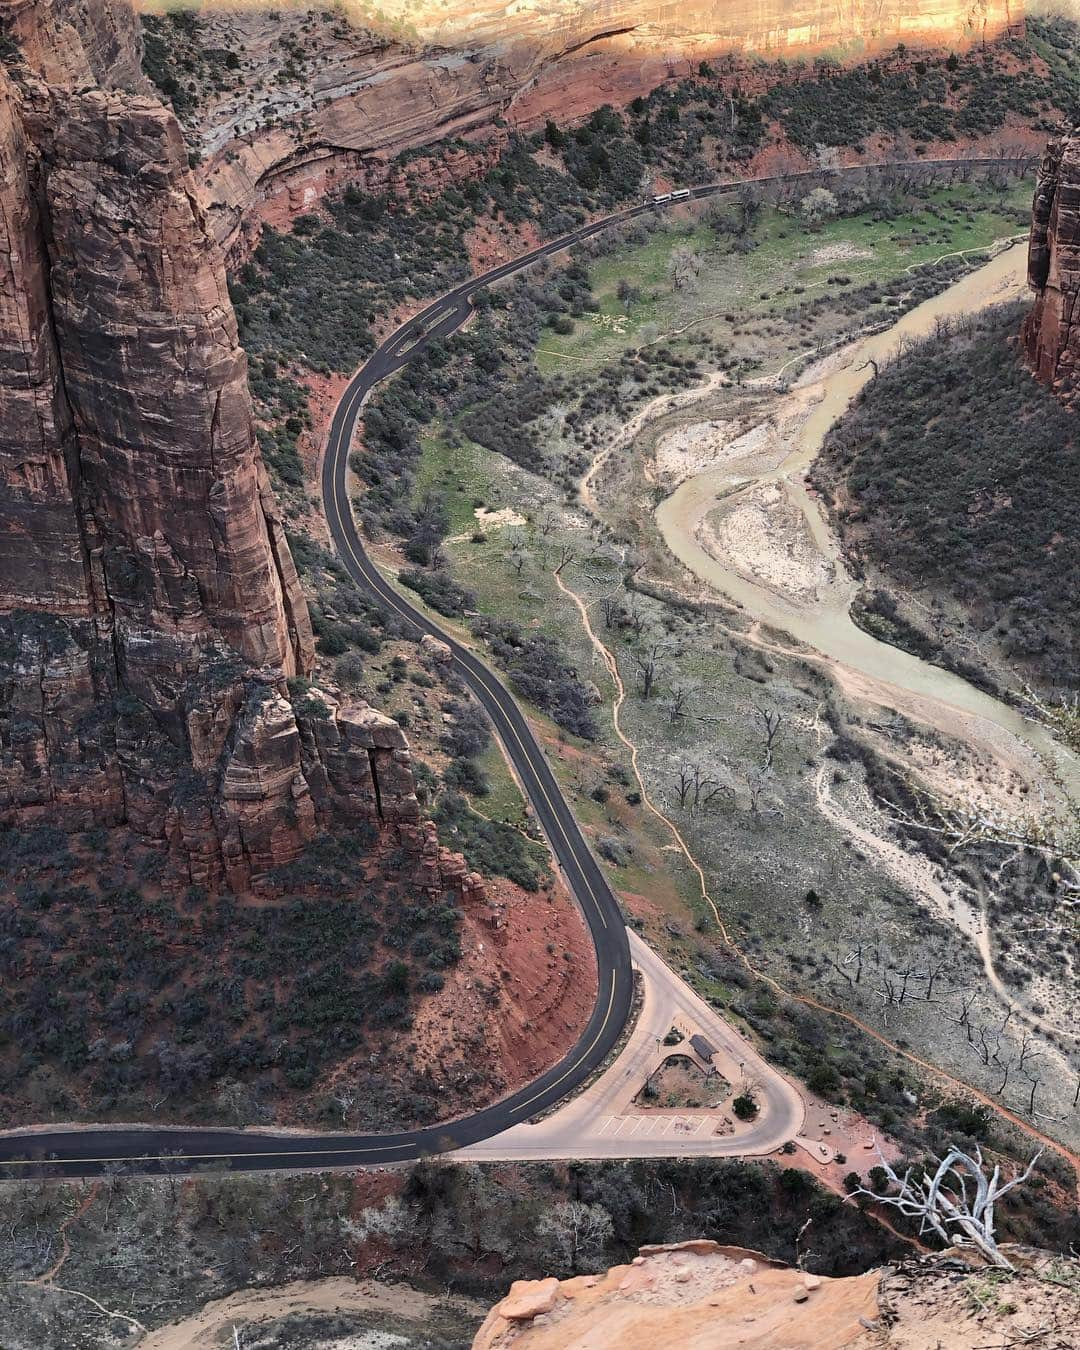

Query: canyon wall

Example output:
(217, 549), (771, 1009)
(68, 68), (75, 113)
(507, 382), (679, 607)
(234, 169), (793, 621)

(1, 0), (147, 90)
(0, 16), (468, 892)
(150, 1), (1022, 252)
(1023, 130), (1080, 405)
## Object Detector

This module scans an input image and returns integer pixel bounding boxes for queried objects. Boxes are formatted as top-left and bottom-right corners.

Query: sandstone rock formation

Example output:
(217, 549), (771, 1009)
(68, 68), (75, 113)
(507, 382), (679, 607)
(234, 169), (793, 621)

(1024, 128), (1080, 405)
(474, 1242), (879, 1350)
(0, 0), (147, 90)
(472, 1240), (1080, 1350)
(0, 12), (469, 893)
(157, 2), (1020, 253)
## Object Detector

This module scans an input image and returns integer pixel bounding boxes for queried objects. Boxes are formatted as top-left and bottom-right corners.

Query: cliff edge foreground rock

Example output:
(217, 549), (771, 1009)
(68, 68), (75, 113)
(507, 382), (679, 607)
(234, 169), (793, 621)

(473, 1240), (1080, 1349)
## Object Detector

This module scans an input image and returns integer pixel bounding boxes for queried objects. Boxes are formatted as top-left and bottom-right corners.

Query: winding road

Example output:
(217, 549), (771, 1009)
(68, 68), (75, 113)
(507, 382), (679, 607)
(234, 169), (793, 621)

(0, 156), (1029, 1179)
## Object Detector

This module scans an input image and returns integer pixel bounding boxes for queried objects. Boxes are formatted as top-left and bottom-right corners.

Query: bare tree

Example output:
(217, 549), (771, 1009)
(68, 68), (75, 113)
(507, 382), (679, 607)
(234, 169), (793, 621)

(669, 684), (691, 723)
(993, 1054), (1014, 1097)
(599, 594), (621, 629)
(922, 956), (949, 1002)
(536, 1201), (614, 1274)
(555, 543), (576, 574)
(742, 765), (780, 822)
(632, 641), (664, 700)
(826, 956), (855, 993)
(332, 1085), (357, 1126)
(667, 245), (702, 292)
(752, 703), (785, 768)
(944, 988), (980, 1043)
(893, 963), (925, 1006)
(693, 764), (729, 816)
(622, 602), (646, 637)
(852, 1145), (1043, 1270)
(844, 937), (870, 985)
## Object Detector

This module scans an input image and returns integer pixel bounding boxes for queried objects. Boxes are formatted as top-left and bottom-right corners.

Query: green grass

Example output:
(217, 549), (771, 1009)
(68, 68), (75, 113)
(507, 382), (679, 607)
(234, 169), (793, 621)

(469, 739), (530, 828)
(412, 430), (497, 535)
(535, 181), (1031, 373)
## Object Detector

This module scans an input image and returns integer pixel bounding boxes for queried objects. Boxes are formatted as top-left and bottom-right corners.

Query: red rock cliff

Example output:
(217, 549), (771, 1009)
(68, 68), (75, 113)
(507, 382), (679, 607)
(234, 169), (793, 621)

(1023, 129), (1080, 406)
(0, 25), (460, 892)
(150, 2), (1022, 253)
(18, 85), (312, 673)
(1, 0), (147, 90)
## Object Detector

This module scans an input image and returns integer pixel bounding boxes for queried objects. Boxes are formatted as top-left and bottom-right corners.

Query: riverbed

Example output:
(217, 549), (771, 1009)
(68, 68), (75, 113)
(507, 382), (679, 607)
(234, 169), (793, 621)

(654, 243), (1080, 805)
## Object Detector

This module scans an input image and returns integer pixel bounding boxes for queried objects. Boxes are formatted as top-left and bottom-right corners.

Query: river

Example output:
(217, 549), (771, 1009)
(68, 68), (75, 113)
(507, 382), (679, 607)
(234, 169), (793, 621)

(654, 243), (1080, 802)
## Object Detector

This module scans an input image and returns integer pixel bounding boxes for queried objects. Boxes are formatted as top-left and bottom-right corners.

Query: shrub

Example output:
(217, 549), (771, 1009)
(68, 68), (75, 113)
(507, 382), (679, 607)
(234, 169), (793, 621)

(732, 1091), (759, 1120)
(399, 568), (476, 618)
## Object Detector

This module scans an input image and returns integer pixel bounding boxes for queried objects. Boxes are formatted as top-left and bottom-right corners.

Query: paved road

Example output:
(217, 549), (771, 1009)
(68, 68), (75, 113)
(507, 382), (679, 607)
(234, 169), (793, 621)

(457, 932), (807, 1161)
(0, 155), (1029, 1180)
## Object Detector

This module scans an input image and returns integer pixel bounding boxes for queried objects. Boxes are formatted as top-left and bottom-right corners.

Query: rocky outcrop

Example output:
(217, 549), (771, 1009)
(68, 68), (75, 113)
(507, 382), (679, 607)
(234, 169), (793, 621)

(159, 2), (1021, 253)
(11, 84), (313, 673)
(0, 0), (147, 91)
(473, 1241), (1080, 1350)
(0, 21), (474, 893)
(474, 1242), (879, 1349)
(1023, 129), (1080, 405)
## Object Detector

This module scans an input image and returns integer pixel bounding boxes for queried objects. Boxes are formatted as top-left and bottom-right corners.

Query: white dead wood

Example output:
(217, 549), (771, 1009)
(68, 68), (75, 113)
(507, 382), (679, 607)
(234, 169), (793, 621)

(852, 1145), (1042, 1270)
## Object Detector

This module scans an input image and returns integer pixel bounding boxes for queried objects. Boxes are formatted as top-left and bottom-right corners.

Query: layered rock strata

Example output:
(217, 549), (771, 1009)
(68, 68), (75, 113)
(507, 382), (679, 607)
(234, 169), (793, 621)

(0, 32), (468, 892)
(160, 2), (1022, 252)
(1023, 129), (1080, 405)
(0, 0), (147, 91)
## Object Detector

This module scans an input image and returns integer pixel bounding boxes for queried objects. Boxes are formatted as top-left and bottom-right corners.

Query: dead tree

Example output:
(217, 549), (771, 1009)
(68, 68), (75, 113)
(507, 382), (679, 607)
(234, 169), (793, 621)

(945, 988), (980, 1043)
(826, 957), (855, 993)
(752, 703), (785, 768)
(599, 594), (621, 629)
(922, 957), (949, 1002)
(843, 938), (870, 985)
(975, 1022), (1001, 1068)
(632, 641), (663, 700)
(875, 971), (898, 1025)
(1016, 1031), (1041, 1076)
(893, 964), (925, 1006)
(690, 764), (729, 816)
(623, 602), (646, 637)
(851, 1145), (1043, 1270)
(993, 1055), (1014, 1097)
(669, 685), (691, 723)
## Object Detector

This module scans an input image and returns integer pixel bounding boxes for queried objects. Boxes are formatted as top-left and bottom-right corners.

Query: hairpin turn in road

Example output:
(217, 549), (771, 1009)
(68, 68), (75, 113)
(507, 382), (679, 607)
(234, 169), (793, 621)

(0, 156), (1028, 1178)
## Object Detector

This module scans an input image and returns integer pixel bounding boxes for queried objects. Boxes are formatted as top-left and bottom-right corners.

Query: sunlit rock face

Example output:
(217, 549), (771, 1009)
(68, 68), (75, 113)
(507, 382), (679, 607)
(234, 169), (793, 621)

(148, 0), (1022, 250)
(167, 0), (1018, 53)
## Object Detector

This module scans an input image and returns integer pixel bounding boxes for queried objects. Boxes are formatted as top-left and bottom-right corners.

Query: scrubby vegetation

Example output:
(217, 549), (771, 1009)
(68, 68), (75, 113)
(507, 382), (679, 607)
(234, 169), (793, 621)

(814, 303), (1080, 689)
(433, 792), (545, 892)
(4, 1149), (1076, 1350)
(0, 825), (463, 1128)
(141, 6), (243, 126)
(471, 615), (598, 741)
